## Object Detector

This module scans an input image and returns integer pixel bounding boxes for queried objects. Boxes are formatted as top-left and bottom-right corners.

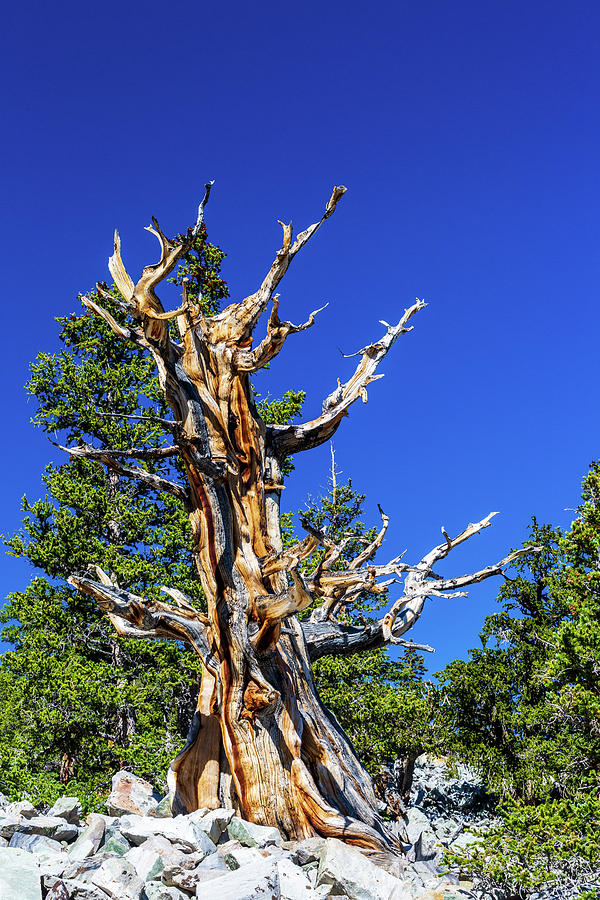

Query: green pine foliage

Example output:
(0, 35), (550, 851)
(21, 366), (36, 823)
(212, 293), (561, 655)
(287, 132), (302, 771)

(439, 463), (600, 893)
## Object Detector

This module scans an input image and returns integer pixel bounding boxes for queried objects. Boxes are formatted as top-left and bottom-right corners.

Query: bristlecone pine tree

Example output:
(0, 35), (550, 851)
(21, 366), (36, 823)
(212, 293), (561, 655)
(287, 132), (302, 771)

(64, 184), (534, 851)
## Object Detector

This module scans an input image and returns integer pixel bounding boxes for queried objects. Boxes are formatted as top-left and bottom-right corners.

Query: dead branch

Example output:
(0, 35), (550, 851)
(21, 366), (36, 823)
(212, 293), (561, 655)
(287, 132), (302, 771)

(269, 300), (426, 457)
(55, 443), (188, 501)
(226, 186), (346, 340)
(68, 573), (215, 672)
(234, 296), (328, 372)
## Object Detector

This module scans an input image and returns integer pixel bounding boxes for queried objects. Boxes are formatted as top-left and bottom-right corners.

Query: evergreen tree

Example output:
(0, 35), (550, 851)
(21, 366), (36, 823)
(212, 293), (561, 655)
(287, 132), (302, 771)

(439, 464), (600, 893)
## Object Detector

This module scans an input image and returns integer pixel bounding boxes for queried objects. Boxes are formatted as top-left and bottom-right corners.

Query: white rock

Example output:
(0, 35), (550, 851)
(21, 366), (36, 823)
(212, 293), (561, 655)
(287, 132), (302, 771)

(188, 807), (234, 844)
(45, 877), (107, 900)
(227, 816), (284, 848)
(48, 796), (82, 824)
(317, 838), (404, 900)
(0, 846), (42, 900)
(119, 813), (215, 854)
(277, 856), (317, 899)
(144, 883), (189, 900)
(221, 842), (269, 870)
(194, 857), (280, 899)
(126, 838), (168, 881)
(69, 813), (105, 859)
(6, 800), (38, 819)
(90, 856), (145, 899)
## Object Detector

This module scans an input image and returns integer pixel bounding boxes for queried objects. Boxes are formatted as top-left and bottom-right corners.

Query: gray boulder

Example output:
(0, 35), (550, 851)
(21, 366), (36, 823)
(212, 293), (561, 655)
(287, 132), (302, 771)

(189, 807), (234, 844)
(105, 769), (161, 817)
(152, 795), (173, 818)
(317, 838), (403, 900)
(125, 836), (172, 881)
(0, 846), (42, 900)
(89, 856), (145, 899)
(45, 877), (107, 900)
(8, 831), (64, 859)
(103, 832), (131, 856)
(69, 813), (105, 859)
(119, 813), (216, 854)
(194, 857), (281, 899)
(144, 884), (189, 900)
(276, 856), (318, 899)
(227, 815), (284, 848)
(0, 814), (79, 843)
(6, 799), (39, 819)
(48, 796), (83, 824)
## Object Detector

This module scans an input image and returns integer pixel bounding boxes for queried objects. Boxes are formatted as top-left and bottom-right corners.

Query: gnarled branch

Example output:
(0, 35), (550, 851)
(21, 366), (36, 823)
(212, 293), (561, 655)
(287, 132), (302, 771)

(269, 300), (426, 457)
(55, 443), (188, 502)
(234, 296), (328, 373)
(68, 571), (215, 673)
(226, 185), (346, 340)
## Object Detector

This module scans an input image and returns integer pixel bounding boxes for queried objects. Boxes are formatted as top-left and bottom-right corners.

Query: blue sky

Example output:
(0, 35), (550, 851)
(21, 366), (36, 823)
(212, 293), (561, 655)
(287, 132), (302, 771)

(2, 0), (599, 672)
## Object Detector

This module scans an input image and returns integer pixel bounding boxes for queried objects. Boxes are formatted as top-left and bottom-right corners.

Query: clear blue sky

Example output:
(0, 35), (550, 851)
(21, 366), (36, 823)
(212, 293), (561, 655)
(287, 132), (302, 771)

(2, 0), (599, 673)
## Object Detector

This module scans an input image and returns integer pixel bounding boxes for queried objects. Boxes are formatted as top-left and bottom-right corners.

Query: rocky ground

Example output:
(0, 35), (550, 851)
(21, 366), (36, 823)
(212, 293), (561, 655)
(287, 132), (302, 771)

(0, 758), (595, 900)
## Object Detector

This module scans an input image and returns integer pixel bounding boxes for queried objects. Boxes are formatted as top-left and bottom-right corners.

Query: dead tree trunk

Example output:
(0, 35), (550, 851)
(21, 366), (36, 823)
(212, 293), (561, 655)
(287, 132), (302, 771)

(66, 185), (535, 851)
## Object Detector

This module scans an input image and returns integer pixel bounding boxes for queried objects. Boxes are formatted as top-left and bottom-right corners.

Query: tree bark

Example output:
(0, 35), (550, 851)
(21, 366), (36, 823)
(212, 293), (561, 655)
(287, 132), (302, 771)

(67, 185), (538, 852)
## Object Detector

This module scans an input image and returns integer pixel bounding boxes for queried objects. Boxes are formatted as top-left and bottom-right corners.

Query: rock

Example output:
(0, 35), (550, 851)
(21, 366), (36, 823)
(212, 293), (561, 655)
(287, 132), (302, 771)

(103, 833), (131, 856)
(287, 837), (325, 866)
(144, 884), (189, 900)
(404, 808), (438, 862)
(317, 838), (403, 900)
(195, 851), (230, 877)
(276, 857), (316, 899)
(162, 861), (225, 892)
(58, 856), (105, 884)
(119, 813), (216, 854)
(152, 795), (173, 818)
(105, 769), (161, 817)
(48, 796), (83, 824)
(126, 838), (168, 881)
(8, 831), (64, 859)
(7, 800), (39, 819)
(448, 830), (482, 851)
(0, 815), (79, 843)
(221, 842), (269, 870)
(45, 878), (107, 900)
(227, 815), (284, 848)
(89, 856), (145, 899)
(189, 807), (234, 844)
(0, 846), (42, 900)
(194, 857), (281, 899)
(69, 813), (105, 859)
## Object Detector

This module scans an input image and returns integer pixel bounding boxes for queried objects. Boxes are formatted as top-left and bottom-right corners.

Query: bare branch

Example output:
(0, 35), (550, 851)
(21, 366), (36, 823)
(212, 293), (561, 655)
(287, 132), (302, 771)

(55, 442), (188, 501)
(269, 300), (426, 457)
(228, 185), (346, 339)
(193, 181), (214, 235)
(94, 412), (182, 430)
(68, 573), (214, 671)
(81, 295), (144, 345)
(234, 296), (328, 373)
(51, 441), (180, 462)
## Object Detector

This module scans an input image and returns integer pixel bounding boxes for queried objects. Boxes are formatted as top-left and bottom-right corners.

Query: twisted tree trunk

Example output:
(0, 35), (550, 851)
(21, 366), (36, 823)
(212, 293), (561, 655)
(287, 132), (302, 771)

(67, 185), (535, 851)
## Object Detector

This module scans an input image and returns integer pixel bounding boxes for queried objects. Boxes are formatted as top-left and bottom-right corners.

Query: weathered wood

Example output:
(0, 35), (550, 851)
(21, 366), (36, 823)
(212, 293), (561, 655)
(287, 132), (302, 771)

(66, 186), (539, 853)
